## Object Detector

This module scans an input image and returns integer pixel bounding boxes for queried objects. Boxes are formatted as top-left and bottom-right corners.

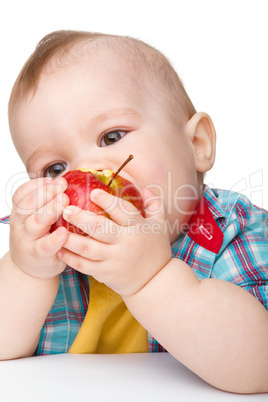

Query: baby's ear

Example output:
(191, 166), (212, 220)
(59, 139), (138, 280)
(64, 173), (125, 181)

(184, 112), (216, 172)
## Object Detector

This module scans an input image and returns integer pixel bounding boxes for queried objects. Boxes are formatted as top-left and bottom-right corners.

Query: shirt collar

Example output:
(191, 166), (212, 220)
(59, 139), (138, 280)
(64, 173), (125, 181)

(185, 185), (226, 254)
(202, 184), (226, 221)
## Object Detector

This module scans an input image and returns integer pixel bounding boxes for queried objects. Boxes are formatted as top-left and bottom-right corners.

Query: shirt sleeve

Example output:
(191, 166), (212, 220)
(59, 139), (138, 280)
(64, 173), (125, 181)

(212, 197), (268, 310)
(0, 215), (10, 224)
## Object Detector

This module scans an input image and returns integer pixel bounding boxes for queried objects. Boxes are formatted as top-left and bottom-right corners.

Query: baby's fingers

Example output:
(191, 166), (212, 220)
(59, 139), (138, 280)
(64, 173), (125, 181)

(142, 188), (166, 220)
(12, 177), (67, 222)
(63, 206), (118, 243)
(35, 227), (69, 259)
(24, 192), (69, 238)
(90, 189), (143, 226)
(12, 178), (50, 208)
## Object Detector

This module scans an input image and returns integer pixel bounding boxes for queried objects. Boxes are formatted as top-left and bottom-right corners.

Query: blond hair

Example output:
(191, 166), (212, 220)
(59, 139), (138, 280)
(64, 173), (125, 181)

(8, 30), (196, 125)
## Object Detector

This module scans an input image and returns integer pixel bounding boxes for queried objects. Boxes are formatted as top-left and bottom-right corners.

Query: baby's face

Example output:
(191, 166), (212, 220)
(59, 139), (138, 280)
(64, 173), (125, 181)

(10, 53), (200, 242)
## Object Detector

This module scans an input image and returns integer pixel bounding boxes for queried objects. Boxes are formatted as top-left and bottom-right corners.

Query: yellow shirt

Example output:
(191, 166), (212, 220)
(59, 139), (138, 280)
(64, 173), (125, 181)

(69, 276), (148, 354)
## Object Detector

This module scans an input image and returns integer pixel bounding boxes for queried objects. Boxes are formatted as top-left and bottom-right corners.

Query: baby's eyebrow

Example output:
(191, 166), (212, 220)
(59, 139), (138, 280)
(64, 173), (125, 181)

(90, 108), (141, 127)
(26, 145), (52, 173)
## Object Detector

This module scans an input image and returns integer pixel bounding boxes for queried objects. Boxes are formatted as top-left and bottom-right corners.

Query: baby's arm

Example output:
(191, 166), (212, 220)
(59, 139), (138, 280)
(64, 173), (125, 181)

(0, 252), (59, 359)
(0, 177), (69, 360)
(124, 258), (268, 394)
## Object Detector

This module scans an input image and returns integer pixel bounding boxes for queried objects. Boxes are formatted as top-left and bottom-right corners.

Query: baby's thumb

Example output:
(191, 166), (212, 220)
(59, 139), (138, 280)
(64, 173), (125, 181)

(142, 188), (166, 219)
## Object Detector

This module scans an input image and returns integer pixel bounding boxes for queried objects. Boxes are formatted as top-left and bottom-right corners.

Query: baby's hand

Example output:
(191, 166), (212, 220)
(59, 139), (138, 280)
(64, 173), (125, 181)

(9, 177), (70, 279)
(58, 188), (172, 297)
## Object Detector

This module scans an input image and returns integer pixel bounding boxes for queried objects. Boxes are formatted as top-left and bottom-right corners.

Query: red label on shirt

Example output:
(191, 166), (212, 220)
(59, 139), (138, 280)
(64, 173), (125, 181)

(186, 197), (224, 254)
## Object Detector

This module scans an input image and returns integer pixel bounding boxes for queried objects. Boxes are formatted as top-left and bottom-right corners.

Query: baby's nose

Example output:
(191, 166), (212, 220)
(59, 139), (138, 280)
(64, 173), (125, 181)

(75, 160), (108, 172)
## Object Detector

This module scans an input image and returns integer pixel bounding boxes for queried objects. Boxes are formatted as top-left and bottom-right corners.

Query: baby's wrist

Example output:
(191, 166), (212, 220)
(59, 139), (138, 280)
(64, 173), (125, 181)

(5, 251), (60, 283)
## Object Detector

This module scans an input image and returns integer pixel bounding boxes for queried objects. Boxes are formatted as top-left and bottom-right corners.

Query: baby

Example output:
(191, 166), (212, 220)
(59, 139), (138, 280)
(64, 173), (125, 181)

(0, 30), (268, 394)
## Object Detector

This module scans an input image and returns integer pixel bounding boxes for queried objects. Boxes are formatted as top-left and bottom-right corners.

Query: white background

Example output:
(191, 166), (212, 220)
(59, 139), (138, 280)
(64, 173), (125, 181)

(0, 0), (267, 255)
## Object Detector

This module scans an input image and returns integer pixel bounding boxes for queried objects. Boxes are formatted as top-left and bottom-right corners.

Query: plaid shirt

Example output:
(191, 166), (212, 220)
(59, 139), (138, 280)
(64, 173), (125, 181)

(1, 185), (267, 354)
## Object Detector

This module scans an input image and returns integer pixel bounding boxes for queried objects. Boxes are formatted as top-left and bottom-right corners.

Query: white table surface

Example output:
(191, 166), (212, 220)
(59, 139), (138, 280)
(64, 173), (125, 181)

(0, 353), (267, 402)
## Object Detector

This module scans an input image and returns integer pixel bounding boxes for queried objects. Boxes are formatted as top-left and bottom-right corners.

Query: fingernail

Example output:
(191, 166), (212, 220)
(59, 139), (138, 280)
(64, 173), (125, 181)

(56, 226), (66, 236)
(63, 205), (80, 215)
(54, 177), (66, 186)
(90, 189), (102, 201)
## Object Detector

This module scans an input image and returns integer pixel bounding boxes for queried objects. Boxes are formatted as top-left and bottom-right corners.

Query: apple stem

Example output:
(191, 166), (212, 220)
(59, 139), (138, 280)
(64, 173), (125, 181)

(108, 154), (134, 186)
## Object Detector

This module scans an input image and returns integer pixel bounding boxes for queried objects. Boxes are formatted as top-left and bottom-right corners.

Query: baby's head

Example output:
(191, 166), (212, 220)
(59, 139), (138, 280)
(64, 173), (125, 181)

(8, 30), (216, 241)
(9, 30), (196, 129)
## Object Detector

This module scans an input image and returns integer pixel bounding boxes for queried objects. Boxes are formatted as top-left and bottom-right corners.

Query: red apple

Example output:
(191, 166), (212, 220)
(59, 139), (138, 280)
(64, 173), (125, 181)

(50, 156), (144, 235)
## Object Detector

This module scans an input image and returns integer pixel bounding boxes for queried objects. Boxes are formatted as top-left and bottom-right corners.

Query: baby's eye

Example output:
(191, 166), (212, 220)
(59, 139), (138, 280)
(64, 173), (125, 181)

(43, 162), (67, 178)
(100, 130), (126, 146)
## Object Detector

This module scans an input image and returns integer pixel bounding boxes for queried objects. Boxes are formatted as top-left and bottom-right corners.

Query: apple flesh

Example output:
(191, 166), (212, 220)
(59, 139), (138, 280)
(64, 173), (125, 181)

(50, 168), (144, 235)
